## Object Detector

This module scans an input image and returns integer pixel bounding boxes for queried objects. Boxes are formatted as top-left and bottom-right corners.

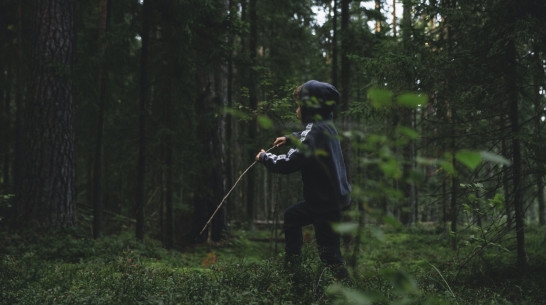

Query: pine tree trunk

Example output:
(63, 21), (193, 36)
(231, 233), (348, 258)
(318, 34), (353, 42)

(506, 38), (527, 273)
(533, 45), (545, 226)
(400, 0), (414, 226)
(12, 1), (25, 229)
(375, 0), (381, 33)
(136, 0), (151, 241)
(93, 0), (110, 239)
(340, 0), (351, 182)
(0, 56), (6, 187)
(18, 0), (76, 227)
(157, 0), (176, 249)
(331, 0), (338, 87)
(246, 0), (258, 231)
(501, 115), (513, 227)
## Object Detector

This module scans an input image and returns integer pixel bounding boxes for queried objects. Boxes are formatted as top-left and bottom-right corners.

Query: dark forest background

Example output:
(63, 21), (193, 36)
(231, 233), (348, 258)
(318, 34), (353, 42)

(0, 0), (545, 288)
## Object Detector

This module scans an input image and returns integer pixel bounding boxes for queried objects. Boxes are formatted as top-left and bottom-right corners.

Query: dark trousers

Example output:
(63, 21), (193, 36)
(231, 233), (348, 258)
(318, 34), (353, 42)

(283, 200), (344, 265)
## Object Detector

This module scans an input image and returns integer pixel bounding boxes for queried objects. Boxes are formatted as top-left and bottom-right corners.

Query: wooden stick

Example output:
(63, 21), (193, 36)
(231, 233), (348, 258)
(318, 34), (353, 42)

(199, 145), (277, 235)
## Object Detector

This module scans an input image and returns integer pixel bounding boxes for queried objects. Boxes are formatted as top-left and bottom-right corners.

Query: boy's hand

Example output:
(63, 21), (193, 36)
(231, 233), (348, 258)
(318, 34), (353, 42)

(274, 136), (287, 147)
(256, 149), (265, 161)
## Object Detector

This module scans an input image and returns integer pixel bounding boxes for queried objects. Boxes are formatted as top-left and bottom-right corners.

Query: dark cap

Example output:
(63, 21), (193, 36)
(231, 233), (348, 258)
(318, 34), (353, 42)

(297, 80), (340, 123)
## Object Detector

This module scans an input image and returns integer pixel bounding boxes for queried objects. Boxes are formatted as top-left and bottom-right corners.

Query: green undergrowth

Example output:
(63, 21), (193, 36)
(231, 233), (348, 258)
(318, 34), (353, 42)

(1, 225), (545, 304)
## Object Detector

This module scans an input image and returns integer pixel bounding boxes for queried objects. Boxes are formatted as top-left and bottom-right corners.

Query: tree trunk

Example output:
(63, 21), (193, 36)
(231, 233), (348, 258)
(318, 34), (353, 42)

(340, 0), (351, 182)
(533, 45), (545, 226)
(136, 0), (151, 241)
(157, 0), (176, 249)
(501, 115), (513, 227)
(246, 0), (258, 231)
(18, 0), (76, 227)
(400, 0), (415, 226)
(0, 55), (7, 187)
(506, 38), (527, 273)
(93, 0), (110, 239)
(331, 0), (338, 87)
(392, 0), (397, 38)
(375, 0), (381, 33)
(12, 1), (25, 229)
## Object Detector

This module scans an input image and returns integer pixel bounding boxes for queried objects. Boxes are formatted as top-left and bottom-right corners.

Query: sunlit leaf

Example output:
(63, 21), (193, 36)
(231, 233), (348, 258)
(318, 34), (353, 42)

(439, 160), (455, 175)
(379, 158), (402, 179)
(480, 151), (512, 166)
(397, 93), (428, 108)
(455, 150), (482, 170)
(224, 107), (248, 119)
(396, 126), (419, 139)
(257, 115), (273, 129)
(333, 222), (359, 234)
(367, 88), (393, 108)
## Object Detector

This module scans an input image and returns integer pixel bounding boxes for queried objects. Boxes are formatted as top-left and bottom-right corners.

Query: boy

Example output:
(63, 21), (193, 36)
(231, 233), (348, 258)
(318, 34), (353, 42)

(255, 80), (351, 280)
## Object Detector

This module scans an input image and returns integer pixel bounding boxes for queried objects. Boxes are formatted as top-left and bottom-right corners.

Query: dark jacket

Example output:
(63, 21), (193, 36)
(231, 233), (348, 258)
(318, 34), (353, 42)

(259, 80), (351, 211)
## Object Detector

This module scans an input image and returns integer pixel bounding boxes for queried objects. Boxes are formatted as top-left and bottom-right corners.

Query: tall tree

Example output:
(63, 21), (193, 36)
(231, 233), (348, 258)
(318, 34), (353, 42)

(157, 0), (176, 249)
(190, 0), (230, 242)
(92, 0), (111, 239)
(399, 0), (415, 226)
(331, 0), (339, 87)
(136, 0), (151, 240)
(17, 0), (76, 227)
(340, 0), (351, 181)
(246, 0), (258, 230)
(532, 44), (545, 226)
(505, 33), (527, 274)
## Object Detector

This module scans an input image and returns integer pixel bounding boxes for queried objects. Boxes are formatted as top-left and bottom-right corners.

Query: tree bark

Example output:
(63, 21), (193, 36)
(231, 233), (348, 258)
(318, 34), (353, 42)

(18, 0), (76, 227)
(93, 0), (110, 239)
(506, 38), (527, 273)
(400, 0), (415, 226)
(136, 0), (151, 241)
(392, 0), (397, 38)
(12, 1), (25, 229)
(331, 0), (338, 87)
(340, 0), (351, 182)
(246, 0), (258, 230)
(533, 45), (545, 226)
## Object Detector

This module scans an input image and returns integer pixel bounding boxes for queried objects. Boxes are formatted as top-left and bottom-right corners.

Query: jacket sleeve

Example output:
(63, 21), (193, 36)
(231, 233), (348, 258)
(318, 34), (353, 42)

(285, 131), (302, 145)
(259, 147), (307, 174)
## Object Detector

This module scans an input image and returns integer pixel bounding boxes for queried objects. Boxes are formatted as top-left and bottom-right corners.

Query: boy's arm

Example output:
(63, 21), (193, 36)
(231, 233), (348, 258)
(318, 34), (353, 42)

(273, 131), (302, 147)
(258, 147), (306, 174)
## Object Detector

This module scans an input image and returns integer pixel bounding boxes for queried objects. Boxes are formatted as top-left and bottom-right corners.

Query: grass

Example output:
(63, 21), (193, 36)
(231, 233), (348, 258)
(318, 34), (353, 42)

(1, 224), (545, 304)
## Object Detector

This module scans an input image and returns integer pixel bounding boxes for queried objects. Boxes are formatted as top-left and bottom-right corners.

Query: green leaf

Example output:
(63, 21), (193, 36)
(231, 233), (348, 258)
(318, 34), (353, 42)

(257, 115), (273, 129)
(333, 222), (359, 234)
(439, 160), (455, 175)
(367, 88), (393, 108)
(480, 151), (512, 166)
(455, 150), (482, 170)
(396, 126), (419, 139)
(379, 158), (402, 179)
(224, 108), (248, 119)
(397, 93), (428, 108)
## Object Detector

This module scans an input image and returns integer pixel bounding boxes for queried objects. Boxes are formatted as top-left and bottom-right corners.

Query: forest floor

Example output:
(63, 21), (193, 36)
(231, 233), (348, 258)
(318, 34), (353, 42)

(1, 224), (545, 304)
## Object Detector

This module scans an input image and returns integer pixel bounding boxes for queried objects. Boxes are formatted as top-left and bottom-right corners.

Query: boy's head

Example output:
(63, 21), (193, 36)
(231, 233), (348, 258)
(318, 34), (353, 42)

(293, 80), (340, 123)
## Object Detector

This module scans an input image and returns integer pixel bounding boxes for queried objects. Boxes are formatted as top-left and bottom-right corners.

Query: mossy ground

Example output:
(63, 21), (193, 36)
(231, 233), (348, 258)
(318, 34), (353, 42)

(1, 224), (545, 304)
